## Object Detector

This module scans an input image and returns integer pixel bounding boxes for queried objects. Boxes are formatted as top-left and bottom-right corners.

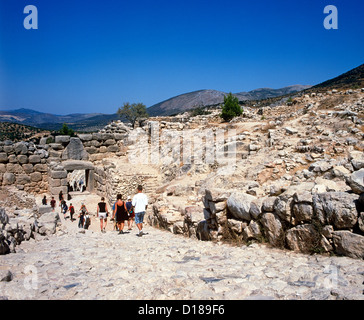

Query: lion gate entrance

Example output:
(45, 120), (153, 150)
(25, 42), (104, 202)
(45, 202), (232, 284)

(48, 160), (95, 199)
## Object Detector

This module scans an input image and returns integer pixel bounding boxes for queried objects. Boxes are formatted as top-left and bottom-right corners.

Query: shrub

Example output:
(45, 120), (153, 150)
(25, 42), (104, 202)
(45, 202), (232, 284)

(220, 93), (242, 122)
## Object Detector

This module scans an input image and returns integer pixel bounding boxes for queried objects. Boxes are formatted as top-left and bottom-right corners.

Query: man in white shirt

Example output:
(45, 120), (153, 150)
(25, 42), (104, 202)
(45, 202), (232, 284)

(132, 185), (148, 237)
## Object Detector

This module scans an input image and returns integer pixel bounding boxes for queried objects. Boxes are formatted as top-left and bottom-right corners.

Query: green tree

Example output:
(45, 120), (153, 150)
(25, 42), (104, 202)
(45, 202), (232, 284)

(59, 123), (74, 136)
(220, 93), (242, 122)
(117, 102), (149, 128)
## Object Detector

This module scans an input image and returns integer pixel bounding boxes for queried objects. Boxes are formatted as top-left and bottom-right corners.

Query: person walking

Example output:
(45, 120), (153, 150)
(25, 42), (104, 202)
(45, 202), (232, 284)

(132, 185), (148, 237)
(84, 211), (91, 230)
(59, 191), (64, 206)
(113, 194), (128, 234)
(97, 197), (109, 233)
(69, 203), (75, 222)
(50, 197), (56, 211)
(126, 196), (134, 231)
(42, 195), (47, 205)
(78, 203), (88, 228)
(61, 200), (68, 219)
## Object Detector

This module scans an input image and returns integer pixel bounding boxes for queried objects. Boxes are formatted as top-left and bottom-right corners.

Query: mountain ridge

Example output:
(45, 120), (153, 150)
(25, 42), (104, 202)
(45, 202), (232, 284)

(147, 85), (311, 116)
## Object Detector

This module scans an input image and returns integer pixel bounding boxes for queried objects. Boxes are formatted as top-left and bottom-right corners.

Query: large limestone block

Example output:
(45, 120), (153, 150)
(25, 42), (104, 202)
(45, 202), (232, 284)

(346, 169), (364, 194)
(332, 231), (364, 259)
(227, 192), (256, 221)
(313, 192), (359, 229)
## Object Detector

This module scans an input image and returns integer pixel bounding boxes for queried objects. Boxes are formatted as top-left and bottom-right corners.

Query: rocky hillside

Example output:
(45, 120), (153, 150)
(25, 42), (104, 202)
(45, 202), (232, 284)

(0, 122), (51, 142)
(246, 63), (364, 108)
(309, 63), (364, 92)
(143, 87), (364, 259)
(147, 85), (310, 116)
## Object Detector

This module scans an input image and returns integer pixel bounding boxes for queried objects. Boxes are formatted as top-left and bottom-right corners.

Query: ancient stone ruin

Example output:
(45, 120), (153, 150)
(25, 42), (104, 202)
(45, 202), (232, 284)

(1, 88), (364, 260)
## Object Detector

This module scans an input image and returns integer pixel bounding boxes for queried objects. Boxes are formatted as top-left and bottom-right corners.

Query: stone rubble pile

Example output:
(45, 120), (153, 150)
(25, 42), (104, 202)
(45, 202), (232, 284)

(0, 204), (61, 255)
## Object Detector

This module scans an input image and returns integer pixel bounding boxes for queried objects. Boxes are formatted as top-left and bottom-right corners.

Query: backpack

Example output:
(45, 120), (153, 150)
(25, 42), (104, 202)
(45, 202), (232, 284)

(84, 215), (91, 227)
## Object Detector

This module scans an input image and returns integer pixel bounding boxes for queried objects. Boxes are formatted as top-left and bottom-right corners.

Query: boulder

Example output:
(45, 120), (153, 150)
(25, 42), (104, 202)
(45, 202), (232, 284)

(349, 151), (364, 170)
(249, 198), (264, 220)
(332, 231), (364, 259)
(0, 233), (10, 255)
(358, 212), (364, 233)
(285, 224), (321, 253)
(14, 142), (28, 155)
(273, 195), (293, 224)
(55, 135), (70, 144)
(346, 169), (364, 194)
(17, 155), (28, 164)
(3, 173), (15, 185)
(196, 220), (211, 241)
(208, 201), (226, 214)
(61, 137), (89, 160)
(16, 174), (31, 185)
(309, 160), (333, 173)
(50, 170), (67, 179)
(262, 197), (276, 212)
(260, 212), (284, 247)
(0, 208), (9, 225)
(227, 219), (245, 235)
(242, 220), (262, 241)
(292, 192), (314, 223)
(313, 192), (359, 229)
(0, 153), (8, 163)
(184, 206), (204, 238)
(30, 172), (42, 182)
(77, 134), (93, 141)
(227, 192), (256, 221)
(107, 145), (119, 153)
(28, 155), (41, 164)
(205, 188), (232, 203)
(36, 211), (61, 236)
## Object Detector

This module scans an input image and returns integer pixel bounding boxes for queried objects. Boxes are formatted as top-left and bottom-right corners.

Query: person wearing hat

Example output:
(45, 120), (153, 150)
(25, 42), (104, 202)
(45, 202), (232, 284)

(126, 196), (134, 230)
(97, 196), (109, 233)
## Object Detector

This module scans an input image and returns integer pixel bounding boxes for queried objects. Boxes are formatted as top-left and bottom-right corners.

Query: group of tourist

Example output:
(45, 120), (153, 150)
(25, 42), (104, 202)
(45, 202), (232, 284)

(97, 185), (148, 237)
(42, 185), (148, 237)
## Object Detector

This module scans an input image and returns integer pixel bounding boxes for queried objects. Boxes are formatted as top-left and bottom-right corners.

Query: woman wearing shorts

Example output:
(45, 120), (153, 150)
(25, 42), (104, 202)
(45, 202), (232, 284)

(97, 197), (108, 233)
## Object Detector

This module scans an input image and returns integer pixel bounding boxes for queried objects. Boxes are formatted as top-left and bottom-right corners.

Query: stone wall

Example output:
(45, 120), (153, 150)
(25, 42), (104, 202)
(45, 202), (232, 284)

(150, 161), (364, 259)
(93, 159), (161, 205)
(200, 186), (364, 259)
(0, 141), (49, 194)
(1, 132), (128, 198)
(151, 186), (364, 259)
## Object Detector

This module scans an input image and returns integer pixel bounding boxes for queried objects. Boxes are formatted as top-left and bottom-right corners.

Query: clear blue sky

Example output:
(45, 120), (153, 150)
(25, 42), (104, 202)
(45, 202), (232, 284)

(0, 0), (363, 115)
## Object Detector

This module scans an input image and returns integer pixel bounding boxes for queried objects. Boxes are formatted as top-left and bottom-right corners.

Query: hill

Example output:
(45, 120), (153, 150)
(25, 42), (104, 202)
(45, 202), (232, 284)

(308, 63), (364, 92)
(147, 85), (311, 116)
(248, 63), (364, 108)
(0, 122), (52, 142)
(0, 108), (119, 132)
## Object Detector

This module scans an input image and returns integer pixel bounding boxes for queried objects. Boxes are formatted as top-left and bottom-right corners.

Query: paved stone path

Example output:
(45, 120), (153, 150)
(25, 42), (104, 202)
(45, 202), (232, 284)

(1, 194), (363, 300)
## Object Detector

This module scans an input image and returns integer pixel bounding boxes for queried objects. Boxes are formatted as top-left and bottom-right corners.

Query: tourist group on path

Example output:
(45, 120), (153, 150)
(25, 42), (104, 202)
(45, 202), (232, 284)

(44, 185), (148, 237)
